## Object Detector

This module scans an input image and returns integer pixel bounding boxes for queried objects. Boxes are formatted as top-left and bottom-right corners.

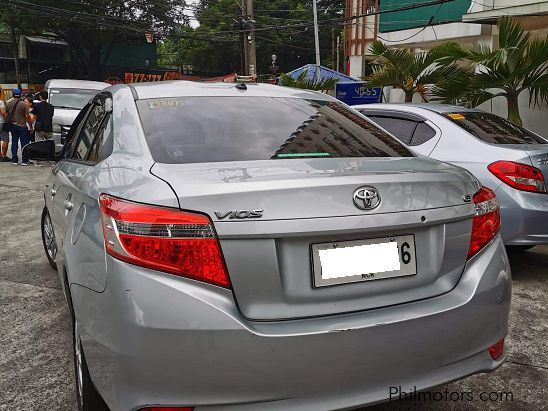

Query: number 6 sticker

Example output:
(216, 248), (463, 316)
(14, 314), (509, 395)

(401, 242), (411, 264)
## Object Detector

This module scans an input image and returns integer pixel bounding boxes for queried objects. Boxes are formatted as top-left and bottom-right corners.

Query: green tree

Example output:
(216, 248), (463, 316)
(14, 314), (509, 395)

(363, 40), (462, 103)
(4, 0), (188, 80)
(159, 1), (344, 75)
(0, 3), (41, 87)
(434, 17), (548, 125)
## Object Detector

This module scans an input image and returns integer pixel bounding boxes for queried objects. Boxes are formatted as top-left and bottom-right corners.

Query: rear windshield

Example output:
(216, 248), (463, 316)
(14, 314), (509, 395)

(443, 112), (547, 145)
(49, 88), (98, 110)
(136, 97), (412, 164)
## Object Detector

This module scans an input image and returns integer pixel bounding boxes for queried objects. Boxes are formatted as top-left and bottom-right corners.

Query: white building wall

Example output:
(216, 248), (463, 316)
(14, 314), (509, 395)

(379, 1), (485, 47)
(492, 0), (544, 8)
(348, 56), (363, 79)
(478, 93), (548, 137)
(379, 21), (484, 47)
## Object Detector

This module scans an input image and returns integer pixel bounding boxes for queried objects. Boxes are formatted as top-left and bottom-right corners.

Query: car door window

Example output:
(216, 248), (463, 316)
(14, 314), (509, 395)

(70, 102), (107, 161)
(367, 116), (417, 145)
(62, 104), (91, 159)
(86, 115), (113, 163)
(410, 122), (437, 146)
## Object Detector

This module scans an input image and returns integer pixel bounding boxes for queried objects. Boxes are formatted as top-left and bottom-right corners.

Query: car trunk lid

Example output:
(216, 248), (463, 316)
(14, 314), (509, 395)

(151, 158), (480, 320)
(500, 145), (548, 181)
(523, 146), (548, 181)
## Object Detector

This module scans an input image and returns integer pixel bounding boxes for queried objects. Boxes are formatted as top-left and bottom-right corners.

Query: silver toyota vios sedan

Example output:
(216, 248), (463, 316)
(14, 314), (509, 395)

(355, 103), (548, 251)
(23, 82), (511, 411)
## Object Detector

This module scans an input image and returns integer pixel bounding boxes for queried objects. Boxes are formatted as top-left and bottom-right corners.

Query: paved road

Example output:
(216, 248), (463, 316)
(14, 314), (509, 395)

(0, 163), (546, 410)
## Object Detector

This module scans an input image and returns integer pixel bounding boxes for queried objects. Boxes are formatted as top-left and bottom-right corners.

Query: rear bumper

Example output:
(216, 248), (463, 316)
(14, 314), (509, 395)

(71, 235), (511, 411)
(495, 184), (548, 245)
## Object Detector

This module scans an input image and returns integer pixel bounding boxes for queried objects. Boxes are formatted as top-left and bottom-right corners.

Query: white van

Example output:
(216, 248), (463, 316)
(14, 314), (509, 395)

(45, 79), (109, 151)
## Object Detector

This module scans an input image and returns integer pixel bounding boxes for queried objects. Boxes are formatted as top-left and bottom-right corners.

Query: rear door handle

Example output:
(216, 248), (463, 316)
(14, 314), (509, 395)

(64, 200), (73, 211)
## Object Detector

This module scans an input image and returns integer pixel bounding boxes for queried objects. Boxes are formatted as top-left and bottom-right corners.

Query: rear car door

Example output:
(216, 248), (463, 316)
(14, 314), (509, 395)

(59, 93), (114, 292)
(50, 104), (92, 274)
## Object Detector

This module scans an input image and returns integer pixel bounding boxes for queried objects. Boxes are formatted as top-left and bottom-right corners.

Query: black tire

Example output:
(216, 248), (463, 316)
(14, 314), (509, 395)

(74, 322), (109, 411)
(506, 245), (535, 253)
(41, 207), (58, 269)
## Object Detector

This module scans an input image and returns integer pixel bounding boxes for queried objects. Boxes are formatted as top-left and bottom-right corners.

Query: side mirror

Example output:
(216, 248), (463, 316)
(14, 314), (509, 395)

(22, 140), (57, 161)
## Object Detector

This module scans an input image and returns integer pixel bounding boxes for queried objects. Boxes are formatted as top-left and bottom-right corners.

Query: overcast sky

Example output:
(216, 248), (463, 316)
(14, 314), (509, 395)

(186, 0), (200, 28)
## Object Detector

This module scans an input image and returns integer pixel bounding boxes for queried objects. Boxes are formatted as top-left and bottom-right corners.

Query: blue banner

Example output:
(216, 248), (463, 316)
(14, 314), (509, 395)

(335, 83), (382, 105)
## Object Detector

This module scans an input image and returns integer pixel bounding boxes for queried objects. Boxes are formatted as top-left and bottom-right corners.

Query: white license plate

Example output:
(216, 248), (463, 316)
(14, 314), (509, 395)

(311, 235), (417, 287)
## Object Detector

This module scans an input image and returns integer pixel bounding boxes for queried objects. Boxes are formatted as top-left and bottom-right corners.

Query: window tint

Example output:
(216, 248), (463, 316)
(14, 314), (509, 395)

(71, 103), (107, 161)
(136, 97), (412, 164)
(63, 104), (90, 158)
(87, 115), (113, 163)
(366, 116), (417, 145)
(443, 112), (547, 144)
(410, 122), (437, 146)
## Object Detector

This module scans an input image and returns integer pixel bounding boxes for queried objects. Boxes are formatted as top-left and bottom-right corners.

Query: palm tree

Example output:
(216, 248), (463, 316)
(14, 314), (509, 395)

(434, 17), (548, 126)
(363, 40), (461, 103)
(278, 70), (337, 92)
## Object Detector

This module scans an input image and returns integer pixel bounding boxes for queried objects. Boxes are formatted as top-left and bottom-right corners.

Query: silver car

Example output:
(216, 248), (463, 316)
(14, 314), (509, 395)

(23, 82), (511, 411)
(45, 79), (109, 152)
(355, 103), (548, 251)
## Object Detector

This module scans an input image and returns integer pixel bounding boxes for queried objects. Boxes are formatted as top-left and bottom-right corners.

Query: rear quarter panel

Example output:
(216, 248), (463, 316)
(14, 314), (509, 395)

(427, 114), (531, 191)
(63, 86), (179, 293)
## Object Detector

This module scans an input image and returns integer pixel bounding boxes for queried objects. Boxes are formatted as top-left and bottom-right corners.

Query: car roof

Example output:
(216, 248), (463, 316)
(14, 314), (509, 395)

(45, 79), (109, 90)
(353, 102), (483, 114)
(124, 80), (333, 101)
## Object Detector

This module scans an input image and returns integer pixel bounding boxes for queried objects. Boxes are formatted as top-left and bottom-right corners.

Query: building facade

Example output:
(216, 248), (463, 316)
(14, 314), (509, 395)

(344, 0), (379, 78)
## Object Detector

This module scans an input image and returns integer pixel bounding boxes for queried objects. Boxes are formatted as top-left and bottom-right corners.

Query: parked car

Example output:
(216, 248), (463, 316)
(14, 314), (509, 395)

(45, 79), (109, 152)
(24, 82), (511, 411)
(355, 103), (548, 251)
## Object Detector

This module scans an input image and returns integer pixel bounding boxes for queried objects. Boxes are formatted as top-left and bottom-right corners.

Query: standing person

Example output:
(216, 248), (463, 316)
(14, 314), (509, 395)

(32, 91), (54, 142)
(31, 91), (54, 166)
(0, 88), (9, 162)
(24, 93), (36, 143)
(6, 88), (33, 166)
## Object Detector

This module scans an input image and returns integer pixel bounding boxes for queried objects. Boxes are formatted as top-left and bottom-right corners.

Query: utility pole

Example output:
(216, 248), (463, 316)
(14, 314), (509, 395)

(9, 23), (22, 89)
(240, 2), (248, 75)
(312, 0), (321, 80)
(336, 35), (340, 73)
(331, 28), (335, 71)
(246, 0), (256, 77)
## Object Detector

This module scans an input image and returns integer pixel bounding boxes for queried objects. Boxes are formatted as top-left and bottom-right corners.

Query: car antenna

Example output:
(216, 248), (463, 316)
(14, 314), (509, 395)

(235, 83), (247, 90)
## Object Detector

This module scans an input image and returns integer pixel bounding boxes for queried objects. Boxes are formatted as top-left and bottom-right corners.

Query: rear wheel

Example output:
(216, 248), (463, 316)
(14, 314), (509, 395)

(506, 245), (535, 253)
(74, 321), (109, 411)
(41, 208), (57, 269)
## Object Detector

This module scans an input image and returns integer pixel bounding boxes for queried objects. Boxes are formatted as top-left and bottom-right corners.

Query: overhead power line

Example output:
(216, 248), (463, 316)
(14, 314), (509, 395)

(4, 0), (458, 37)
(1, 0), (460, 48)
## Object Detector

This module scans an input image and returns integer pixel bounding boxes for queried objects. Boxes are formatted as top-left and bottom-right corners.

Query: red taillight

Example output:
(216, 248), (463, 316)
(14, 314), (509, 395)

(488, 160), (546, 193)
(99, 194), (231, 288)
(488, 338), (505, 360)
(468, 186), (501, 259)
